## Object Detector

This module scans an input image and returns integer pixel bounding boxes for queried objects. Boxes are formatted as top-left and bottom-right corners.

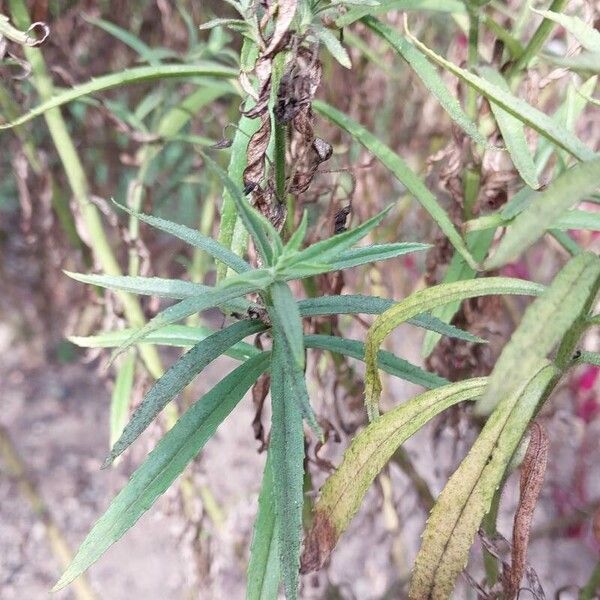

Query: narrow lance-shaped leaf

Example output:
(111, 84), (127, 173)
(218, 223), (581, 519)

(269, 340), (306, 600)
(54, 352), (270, 591)
(64, 271), (254, 313)
(301, 378), (487, 573)
(112, 275), (273, 359)
(217, 103), (262, 281)
(305, 334), (448, 390)
(404, 18), (597, 162)
(322, 242), (430, 272)
(365, 277), (545, 419)
(282, 241), (429, 280)
(202, 152), (278, 266)
(105, 319), (266, 467)
(364, 17), (488, 147)
(280, 205), (393, 269)
(533, 9), (600, 53)
(71, 325), (262, 361)
(485, 158), (600, 269)
(269, 281), (305, 369)
(0, 63), (238, 129)
(269, 289), (321, 438)
(409, 361), (559, 600)
(314, 100), (478, 270)
(113, 202), (252, 274)
(476, 252), (600, 415)
(336, 0), (465, 27)
(247, 450), (281, 600)
(479, 66), (539, 189)
(298, 295), (487, 344)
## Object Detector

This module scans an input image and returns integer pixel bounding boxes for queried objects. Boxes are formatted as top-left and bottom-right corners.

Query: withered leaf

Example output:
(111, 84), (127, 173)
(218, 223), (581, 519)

(506, 422), (549, 599)
(263, 0), (298, 57)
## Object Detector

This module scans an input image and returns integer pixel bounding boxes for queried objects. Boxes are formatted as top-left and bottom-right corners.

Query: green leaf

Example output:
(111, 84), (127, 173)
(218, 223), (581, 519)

(535, 76), (597, 177)
(485, 158), (600, 269)
(284, 211), (308, 254)
(305, 334), (448, 389)
(269, 287), (321, 438)
(326, 242), (430, 271)
(70, 325), (262, 360)
(336, 0), (465, 27)
(113, 203), (252, 274)
(409, 362), (559, 600)
(0, 63), (238, 129)
(365, 277), (545, 419)
(364, 17), (488, 147)
(110, 354), (136, 449)
(217, 105), (263, 281)
(247, 451), (280, 600)
(404, 24), (597, 162)
(302, 378), (486, 573)
(83, 15), (174, 65)
(476, 252), (600, 415)
(65, 271), (255, 313)
(533, 9), (600, 53)
(297, 295), (487, 344)
(314, 100), (478, 269)
(54, 351), (270, 591)
(315, 25), (351, 68)
(202, 152), (279, 266)
(576, 351), (600, 367)
(542, 52), (600, 73)
(113, 277), (271, 358)
(105, 319), (266, 467)
(281, 205), (393, 269)
(269, 341), (305, 600)
(479, 67), (539, 189)
(65, 271), (212, 298)
(269, 281), (305, 369)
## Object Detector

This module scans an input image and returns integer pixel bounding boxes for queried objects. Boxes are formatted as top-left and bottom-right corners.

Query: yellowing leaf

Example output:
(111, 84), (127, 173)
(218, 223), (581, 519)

(409, 361), (559, 600)
(364, 277), (544, 419)
(301, 378), (487, 573)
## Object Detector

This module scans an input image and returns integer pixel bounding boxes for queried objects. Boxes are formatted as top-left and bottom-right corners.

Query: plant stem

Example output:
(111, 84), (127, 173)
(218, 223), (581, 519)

(482, 485), (502, 588)
(508, 0), (568, 77)
(9, 0), (165, 381)
(0, 425), (98, 600)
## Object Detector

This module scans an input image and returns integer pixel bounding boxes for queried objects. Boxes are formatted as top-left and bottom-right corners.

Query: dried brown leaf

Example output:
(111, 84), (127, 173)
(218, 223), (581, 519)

(263, 0), (298, 57)
(506, 422), (549, 599)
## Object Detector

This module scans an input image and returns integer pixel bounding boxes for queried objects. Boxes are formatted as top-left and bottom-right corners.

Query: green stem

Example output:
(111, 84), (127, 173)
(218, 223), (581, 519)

(274, 121), (287, 202)
(482, 485), (502, 588)
(508, 0), (569, 77)
(8, 0), (164, 381)
(463, 4), (481, 221)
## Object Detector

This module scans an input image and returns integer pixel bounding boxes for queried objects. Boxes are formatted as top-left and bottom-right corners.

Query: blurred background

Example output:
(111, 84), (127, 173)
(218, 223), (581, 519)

(1, 1), (599, 598)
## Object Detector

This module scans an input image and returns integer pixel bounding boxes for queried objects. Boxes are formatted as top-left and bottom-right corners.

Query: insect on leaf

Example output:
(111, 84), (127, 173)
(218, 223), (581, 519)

(314, 100), (478, 270)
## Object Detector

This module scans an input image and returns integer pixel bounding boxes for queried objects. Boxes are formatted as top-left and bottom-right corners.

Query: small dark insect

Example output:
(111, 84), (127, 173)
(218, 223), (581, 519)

(572, 350), (582, 360)
(334, 205), (351, 234)
(211, 138), (233, 150)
